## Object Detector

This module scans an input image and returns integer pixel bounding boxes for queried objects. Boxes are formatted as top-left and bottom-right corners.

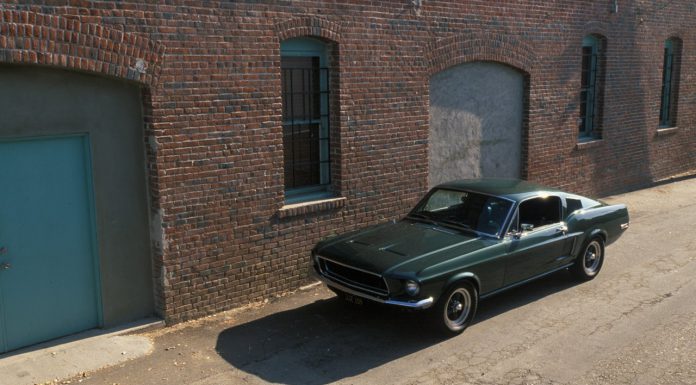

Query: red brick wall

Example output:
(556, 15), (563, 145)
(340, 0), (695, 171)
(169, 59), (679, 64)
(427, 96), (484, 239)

(1, 1), (694, 323)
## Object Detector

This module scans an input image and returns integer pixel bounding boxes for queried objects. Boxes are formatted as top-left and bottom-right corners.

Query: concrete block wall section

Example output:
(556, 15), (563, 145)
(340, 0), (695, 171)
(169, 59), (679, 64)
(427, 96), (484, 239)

(0, 1), (694, 323)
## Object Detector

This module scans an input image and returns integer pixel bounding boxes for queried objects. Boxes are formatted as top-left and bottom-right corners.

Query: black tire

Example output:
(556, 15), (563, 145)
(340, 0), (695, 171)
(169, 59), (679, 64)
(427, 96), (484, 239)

(572, 236), (605, 280)
(429, 281), (478, 336)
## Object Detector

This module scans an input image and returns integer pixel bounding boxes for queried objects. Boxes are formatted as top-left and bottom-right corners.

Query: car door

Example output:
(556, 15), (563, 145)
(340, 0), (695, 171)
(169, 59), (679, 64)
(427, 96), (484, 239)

(503, 195), (573, 285)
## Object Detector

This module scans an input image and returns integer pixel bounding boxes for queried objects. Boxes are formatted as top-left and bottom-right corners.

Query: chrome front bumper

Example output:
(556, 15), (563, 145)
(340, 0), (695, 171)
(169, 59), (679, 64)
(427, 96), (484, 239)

(317, 274), (434, 310)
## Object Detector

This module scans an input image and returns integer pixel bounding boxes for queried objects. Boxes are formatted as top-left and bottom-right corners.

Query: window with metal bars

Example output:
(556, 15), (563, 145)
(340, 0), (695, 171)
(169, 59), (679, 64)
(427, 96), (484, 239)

(280, 38), (332, 203)
(659, 38), (680, 127)
(579, 35), (603, 140)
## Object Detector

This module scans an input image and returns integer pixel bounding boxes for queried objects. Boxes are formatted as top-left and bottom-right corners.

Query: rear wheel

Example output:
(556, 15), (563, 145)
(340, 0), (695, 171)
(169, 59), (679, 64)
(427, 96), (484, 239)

(430, 281), (478, 336)
(572, 237), (604, 280)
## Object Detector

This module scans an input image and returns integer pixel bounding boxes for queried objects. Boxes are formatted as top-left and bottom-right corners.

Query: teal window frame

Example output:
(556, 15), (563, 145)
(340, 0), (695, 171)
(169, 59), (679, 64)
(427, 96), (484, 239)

(659, 39), (678, 127)
(280, 37), (333, 204)
(579, 35), (602, 140)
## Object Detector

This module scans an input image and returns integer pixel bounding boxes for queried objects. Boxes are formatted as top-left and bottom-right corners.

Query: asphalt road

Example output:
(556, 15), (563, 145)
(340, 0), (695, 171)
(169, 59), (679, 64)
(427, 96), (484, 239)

(74, 177), (696, 385)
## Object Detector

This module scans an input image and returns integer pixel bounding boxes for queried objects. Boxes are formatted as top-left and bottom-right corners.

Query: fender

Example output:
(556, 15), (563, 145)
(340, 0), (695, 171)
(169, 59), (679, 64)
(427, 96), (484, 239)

(589, 228), (608, 242)
(444, 271), (481, 295)
(571, 228), (607, 257)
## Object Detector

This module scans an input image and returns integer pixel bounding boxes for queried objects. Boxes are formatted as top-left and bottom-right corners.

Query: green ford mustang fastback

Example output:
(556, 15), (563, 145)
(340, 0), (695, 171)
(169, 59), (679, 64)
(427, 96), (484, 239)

(312, 178), (629, 335)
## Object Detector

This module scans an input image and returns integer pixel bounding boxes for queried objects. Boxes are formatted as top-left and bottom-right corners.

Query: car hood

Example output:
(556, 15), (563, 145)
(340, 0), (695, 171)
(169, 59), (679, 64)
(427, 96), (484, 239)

(314, 220), (490, 276)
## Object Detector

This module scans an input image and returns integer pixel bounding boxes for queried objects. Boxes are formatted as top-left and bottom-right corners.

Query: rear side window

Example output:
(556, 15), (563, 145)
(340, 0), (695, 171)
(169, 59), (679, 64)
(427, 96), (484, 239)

(519, 196), (562, 228)
(566, 198), (583, 214)
(565, 195), (601, 216)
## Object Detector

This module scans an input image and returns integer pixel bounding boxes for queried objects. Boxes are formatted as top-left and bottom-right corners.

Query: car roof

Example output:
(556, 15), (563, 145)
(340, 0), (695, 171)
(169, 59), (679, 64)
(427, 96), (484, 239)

(435, 178), (564, 202)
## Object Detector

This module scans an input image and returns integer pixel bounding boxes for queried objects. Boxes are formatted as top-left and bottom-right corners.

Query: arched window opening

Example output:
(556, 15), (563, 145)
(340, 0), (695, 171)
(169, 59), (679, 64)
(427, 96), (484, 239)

(579, 35), (606, 140)
(280, 37), (333, 203)
(659, 37), (682, 128)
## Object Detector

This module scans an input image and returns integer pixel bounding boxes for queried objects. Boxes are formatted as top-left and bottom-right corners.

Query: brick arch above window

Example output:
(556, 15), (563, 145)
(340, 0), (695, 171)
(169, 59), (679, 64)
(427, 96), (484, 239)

(424, 32), (537, 77)
(581, 21), (611, 39)
(583, 33), (608, 45)
(0, 10), (165, 86)
(666, 34), (684, 42)
(274, 16), (342, 43)
(664, 31), (685, 43)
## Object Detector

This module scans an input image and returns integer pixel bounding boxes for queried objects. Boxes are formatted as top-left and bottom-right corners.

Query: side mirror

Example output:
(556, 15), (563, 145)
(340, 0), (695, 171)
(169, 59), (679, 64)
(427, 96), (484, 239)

(510, 223), (534, 240)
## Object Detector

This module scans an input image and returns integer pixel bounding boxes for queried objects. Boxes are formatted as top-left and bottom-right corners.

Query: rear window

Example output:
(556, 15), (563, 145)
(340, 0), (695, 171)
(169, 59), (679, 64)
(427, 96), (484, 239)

(581, 197), (601, 209)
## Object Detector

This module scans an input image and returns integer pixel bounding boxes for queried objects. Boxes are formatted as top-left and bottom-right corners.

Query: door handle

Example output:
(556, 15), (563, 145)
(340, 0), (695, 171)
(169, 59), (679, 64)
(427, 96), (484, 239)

(0, 246), (6, 255)
(0, 262), (10, 270)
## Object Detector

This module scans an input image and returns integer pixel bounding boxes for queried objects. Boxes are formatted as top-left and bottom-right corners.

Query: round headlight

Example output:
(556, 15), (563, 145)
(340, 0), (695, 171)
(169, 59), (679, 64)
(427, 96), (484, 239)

(404, 280), (420, 297)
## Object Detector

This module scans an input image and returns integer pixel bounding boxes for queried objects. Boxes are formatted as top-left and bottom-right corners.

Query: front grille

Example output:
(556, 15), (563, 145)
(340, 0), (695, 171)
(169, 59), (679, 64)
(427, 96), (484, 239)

(318, 257), (389, 297)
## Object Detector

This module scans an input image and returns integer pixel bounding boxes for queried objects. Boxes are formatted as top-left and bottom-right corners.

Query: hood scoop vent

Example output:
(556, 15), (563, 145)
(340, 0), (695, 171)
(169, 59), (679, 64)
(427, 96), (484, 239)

(349, 239), (408, 257)
(381, 247), (407, 257)
(378, 243), (406, 256)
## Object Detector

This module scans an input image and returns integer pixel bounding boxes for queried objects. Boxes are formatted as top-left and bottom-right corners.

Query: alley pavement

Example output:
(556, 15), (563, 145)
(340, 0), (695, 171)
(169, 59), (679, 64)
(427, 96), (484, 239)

(58, 177), (696, 384)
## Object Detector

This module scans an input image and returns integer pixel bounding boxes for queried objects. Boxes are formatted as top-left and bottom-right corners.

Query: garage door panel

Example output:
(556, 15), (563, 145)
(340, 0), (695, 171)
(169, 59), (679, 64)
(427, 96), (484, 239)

(0, 136), (99, 352)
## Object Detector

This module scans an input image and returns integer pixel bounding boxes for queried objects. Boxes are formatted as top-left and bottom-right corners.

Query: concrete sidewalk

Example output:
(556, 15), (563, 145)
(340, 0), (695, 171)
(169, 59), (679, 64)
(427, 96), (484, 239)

(0, 319), (161, 385)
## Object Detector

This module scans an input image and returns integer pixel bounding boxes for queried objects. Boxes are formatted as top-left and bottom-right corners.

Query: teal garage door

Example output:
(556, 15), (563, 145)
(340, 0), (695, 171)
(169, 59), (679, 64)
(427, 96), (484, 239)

(0, 135), (100, 353)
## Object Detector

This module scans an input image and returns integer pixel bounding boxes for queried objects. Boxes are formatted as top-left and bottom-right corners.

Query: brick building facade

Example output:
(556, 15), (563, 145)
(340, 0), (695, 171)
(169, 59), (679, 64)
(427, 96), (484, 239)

(0, 0), (694, 330)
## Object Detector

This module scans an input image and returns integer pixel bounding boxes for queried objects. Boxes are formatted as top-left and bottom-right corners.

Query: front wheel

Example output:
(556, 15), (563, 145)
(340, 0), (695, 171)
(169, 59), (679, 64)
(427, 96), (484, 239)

(572, 237), (605, 280)
(429, 281), (478, 336)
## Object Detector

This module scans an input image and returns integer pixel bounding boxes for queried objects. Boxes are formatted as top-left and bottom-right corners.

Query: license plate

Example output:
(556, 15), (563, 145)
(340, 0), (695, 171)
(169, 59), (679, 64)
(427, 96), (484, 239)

(344, 294), (363, 305)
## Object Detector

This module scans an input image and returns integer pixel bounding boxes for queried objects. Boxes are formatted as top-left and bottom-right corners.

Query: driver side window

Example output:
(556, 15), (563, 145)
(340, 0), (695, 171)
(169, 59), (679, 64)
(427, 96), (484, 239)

(518, 196), (562, 230)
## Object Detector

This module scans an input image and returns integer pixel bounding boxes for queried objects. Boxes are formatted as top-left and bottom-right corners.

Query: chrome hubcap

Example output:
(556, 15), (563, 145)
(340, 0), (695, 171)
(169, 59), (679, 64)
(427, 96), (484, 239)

(583, 241), (602, 274)
(444, 288), (471, 330)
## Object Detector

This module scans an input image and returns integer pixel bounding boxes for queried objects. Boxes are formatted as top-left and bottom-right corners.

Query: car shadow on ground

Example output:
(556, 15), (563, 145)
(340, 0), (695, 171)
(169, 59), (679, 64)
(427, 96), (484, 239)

(215, 270), (580, 385)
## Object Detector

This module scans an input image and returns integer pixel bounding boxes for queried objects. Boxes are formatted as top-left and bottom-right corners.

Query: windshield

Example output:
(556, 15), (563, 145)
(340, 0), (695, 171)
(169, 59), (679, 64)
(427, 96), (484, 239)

(409, 189), (513, 236)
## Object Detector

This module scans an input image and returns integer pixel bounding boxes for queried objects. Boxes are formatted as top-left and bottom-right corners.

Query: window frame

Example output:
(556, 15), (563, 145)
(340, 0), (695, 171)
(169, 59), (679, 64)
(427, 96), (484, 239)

(579, 35), (604, 141)
(506, 195), (563, 235)
(280, 37), (333, 204)
(659, 38), (680, 128)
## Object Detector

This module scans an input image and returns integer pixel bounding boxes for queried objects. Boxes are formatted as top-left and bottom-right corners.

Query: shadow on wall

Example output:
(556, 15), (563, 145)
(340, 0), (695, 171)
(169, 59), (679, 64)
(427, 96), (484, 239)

(214, 270), (580, 385)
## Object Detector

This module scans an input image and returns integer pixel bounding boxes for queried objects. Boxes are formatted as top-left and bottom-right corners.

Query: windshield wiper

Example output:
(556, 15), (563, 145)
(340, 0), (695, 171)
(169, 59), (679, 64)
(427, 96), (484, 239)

(439, 219), (471, 229)
(409, 214), (479, 234)
(407, 213), (438, 225)
(438, 219), (478, 234)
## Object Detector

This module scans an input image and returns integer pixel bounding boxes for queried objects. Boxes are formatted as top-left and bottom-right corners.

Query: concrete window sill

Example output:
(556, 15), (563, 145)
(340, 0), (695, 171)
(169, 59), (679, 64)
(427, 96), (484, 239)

(575, 139), (604, 151)
(656, 127), (679, 137)
(278, 196), (347, 219)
